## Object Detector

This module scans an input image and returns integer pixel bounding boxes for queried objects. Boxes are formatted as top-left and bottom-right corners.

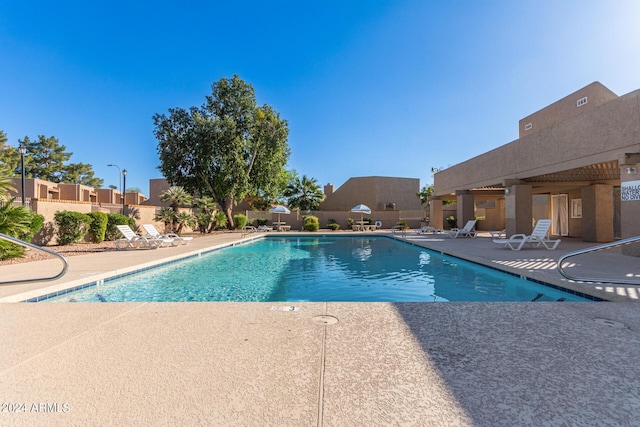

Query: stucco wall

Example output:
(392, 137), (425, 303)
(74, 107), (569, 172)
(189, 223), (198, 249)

(434, 88), (640, 195)
(320, 176), (423, 211)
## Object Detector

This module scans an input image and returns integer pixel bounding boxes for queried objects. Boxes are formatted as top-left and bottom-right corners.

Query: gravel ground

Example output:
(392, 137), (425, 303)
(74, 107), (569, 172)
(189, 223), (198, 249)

(0, 233), (203, 267)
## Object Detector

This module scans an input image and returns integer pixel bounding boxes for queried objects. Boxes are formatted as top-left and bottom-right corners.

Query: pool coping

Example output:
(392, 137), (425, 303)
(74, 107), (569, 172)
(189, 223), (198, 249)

(1, 232), (614, 303)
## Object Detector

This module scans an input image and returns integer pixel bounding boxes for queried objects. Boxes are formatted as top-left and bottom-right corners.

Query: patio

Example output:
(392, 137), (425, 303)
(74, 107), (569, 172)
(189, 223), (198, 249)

(1, 231), (639, 425)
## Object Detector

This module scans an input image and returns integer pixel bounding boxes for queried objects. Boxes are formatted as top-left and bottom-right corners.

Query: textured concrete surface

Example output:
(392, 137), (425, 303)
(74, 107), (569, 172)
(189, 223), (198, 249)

(1, 231), (640, 425)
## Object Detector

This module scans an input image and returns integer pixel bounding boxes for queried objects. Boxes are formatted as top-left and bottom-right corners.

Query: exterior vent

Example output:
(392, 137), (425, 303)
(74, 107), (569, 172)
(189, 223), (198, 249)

(577, 97), (587, 107)
(524, 123), (532, 131)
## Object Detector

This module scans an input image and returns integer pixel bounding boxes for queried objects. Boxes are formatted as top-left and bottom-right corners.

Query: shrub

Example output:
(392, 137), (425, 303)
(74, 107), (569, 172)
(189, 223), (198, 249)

(303, 215), (319, 232)
(446, 215), (457, 228)
(213, 212), (228, 229)
(233, 214), (248, 230)
(54, 211), (93, 245)
(326, 218), (339, 230)
(0, 240), (24, 260)
(256, 217), (268, 226)
(105, 213), (136, 241)
(18, 211), (45, 243)
(195, 212), (212, 233)
(346, 217), (354, 230)
(87, 212), (109, 243)
(396, 221), (408, 229)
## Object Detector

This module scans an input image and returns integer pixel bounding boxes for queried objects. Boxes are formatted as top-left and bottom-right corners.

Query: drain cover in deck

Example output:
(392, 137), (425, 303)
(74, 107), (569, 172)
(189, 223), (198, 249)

(594, 318), (627, 329)
(312, 315), (338, 325)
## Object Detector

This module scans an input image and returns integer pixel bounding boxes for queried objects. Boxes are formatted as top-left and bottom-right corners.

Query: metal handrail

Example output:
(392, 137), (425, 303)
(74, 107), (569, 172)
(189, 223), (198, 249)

(0, 233), (69, 285)
(557, 235), (640, 285)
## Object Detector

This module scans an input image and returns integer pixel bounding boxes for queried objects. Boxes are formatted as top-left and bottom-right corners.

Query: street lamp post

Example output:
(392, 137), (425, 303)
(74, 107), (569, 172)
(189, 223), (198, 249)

(18, 144), (27, 206)
(107, 164), (123, 214)
(122, 169), (127, 216)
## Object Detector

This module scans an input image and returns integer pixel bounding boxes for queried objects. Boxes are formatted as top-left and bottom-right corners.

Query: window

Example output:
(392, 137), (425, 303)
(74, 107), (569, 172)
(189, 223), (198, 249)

(524, 123), (532, 131)
(577, 96), (587, 107)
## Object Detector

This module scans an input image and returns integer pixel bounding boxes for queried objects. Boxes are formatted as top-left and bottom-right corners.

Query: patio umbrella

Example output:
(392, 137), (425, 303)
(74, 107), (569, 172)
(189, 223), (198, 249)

(269, 205), (291, 223)
(350, 204), (371, 223)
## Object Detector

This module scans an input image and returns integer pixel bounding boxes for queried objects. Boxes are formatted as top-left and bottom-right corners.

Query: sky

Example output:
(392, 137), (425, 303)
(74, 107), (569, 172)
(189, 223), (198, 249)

(1, 1), (639, 196)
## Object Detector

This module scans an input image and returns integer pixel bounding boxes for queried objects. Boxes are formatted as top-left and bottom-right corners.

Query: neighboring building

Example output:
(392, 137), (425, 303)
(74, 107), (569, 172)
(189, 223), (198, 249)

(319, 176), (423, 211)
(431, 82), (640, 254)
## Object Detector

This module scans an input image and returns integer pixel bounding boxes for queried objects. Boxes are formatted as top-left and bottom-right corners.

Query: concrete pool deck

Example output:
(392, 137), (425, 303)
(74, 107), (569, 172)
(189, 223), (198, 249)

(1, 231), (639, 425)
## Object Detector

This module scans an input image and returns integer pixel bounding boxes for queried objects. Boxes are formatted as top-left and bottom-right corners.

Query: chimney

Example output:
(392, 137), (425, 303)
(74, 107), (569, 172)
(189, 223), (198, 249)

(324, 183), (334, 196)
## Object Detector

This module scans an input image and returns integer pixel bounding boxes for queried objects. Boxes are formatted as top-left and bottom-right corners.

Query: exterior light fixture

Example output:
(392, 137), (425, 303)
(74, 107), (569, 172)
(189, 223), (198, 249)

(626, 167), (637, 175)
(18, 144), (27, 206)
(122, 169), (127, 216)
(504, 187), (511, 194)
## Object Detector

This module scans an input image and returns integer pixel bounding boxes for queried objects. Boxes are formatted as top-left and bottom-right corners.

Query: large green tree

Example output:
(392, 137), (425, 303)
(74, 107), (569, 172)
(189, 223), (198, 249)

(284, 173), (325, 211)
(0, 134), (104, 187)
(153, 75), (290, 228)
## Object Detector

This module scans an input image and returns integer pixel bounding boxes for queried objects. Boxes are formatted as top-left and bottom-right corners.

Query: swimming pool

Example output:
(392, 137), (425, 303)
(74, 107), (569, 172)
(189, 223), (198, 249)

(44, 236), (591, 302)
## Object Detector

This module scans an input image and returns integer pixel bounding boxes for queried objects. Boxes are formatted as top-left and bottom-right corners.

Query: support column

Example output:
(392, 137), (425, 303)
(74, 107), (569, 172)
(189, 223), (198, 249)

(581, 184), (614, 243)
(429, 199), (443, 230)
(504, 184), (532, 237)
(620, 157), (640, 256)
(455, 191), (475, 228)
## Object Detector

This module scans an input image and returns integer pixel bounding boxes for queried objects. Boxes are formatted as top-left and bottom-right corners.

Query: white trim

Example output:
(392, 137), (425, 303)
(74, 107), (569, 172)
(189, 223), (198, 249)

(577, 96), (588, 107)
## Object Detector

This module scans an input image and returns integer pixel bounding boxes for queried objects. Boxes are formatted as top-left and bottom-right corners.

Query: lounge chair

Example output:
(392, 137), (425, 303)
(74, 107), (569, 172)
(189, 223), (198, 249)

(489, 229), (507, 239)
(142, 224), (192, 245)
(447, 220), (477, 238)
(414, 226), (443, 234)
(115, 225), (167, 250)
(492, 219), (561, 250)
(257, 225), (273, 232)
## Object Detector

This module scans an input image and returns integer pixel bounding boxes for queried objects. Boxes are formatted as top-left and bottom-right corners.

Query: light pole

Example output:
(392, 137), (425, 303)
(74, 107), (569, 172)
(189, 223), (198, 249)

(18, 144), (27, 206)
(107, 164), (123, 213)
(122, 169), (127, 216)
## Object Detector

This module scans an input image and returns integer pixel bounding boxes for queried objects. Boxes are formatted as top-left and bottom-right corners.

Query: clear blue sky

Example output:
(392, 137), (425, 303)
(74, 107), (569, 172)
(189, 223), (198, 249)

(1, 1), (639, 195)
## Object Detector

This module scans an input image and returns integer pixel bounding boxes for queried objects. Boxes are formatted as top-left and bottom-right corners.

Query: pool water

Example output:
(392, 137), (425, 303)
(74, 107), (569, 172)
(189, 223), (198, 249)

(44, 236), (590, 302)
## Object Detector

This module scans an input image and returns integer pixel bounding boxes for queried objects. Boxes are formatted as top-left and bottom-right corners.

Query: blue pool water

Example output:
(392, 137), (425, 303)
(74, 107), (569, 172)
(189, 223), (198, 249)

(44, 236), (590, 302)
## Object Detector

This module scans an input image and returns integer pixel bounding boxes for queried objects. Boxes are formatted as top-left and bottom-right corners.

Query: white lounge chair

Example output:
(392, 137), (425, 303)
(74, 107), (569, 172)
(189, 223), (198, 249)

(447, 220), (477, 238)
(257, 225), (273, 232)
(492, 219), (561, 250)
(489, 229), (507, 239)
(142, 224), (192, 245)
(115, 225), (167, 250)
(414, 226), (443, 234)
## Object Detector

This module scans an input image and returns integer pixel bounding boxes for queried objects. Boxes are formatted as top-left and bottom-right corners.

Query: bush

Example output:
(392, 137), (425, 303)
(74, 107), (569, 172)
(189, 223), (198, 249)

(214, 212), (228, 229)
(87, 212), (109, 243)
(105, 213), (136, 241)
(233, 214), (248, 230)
(0, 240), (24, 261)
(396, 221), (408, 229)
(303, 215), (319, 232)
(54, 211), (93, 245)
(346, 217), (355, 230)
(326, 219), (339, 230)
(195, 212), (212, 234)
(18, 211), (45, 243)
(256, 217), (268, 226)
(446, 215), (457, 228)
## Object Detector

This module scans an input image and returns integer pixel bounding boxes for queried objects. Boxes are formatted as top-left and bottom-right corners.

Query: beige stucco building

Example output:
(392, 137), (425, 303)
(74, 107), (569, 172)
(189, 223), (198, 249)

(431, 82), (640, 254)
(320, 176), (423, 212)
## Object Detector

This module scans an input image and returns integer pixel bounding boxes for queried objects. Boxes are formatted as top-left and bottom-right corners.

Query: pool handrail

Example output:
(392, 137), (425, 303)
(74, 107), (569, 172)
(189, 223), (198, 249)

(0, 232), (69, 285)
(557, 235), (640, 285)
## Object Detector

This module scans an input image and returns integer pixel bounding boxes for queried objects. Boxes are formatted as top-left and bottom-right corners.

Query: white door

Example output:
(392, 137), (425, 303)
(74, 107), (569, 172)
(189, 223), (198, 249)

(551, 194), (569, 236)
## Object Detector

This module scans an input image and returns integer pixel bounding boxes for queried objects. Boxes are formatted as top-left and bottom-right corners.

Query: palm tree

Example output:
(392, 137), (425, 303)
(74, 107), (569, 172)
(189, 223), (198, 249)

(284, 175), (325, 211)
(159, 186), (193, 232)
(154, 207), (176, 233)
(193, 196), (217, 233)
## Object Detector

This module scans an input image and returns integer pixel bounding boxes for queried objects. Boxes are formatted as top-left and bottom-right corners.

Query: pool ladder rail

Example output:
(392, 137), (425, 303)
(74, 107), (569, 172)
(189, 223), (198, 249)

(0, 233), (69, 285)
(557, 235), (640, 285)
